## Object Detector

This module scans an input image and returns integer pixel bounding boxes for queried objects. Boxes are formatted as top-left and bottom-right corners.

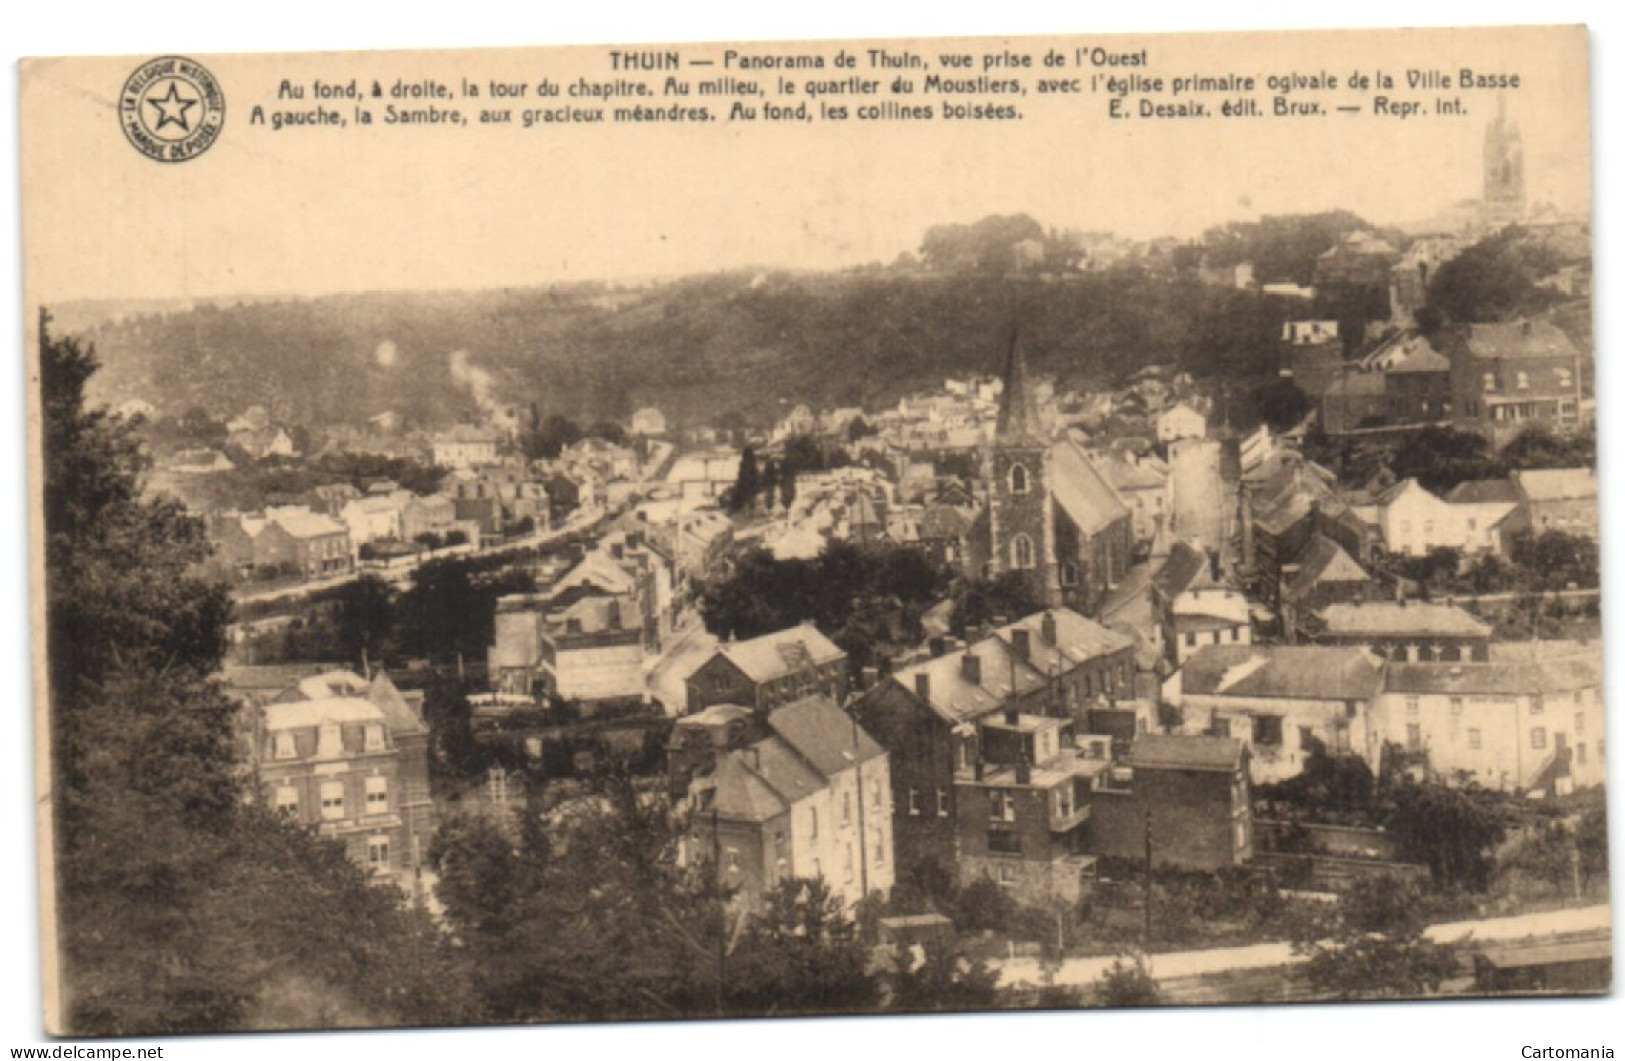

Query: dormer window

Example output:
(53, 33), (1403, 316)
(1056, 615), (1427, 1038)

(1482, 372), (1497, 393)
(273, 732), (297, 760)
(1008, 463), (1031, 495)
(364, 724), (385, 752)
(316, 722), (342, 759)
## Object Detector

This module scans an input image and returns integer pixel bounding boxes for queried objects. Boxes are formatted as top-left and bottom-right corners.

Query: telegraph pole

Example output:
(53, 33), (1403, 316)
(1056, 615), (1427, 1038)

(1142, 803), (1154, 951)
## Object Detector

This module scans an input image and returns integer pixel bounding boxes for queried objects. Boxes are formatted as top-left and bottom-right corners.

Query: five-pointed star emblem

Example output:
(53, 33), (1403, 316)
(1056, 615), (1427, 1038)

(146, 80), (197, 133)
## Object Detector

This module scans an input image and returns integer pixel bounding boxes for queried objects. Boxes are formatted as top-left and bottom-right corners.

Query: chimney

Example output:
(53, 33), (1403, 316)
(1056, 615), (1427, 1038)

(974, 758), (986, 781)
(1011, 628), (1031, 662)
(1041, 612), (1057, 646)
(962, 652), (982, 685)
(914, 673), (931, 702)
(1003, 706), (1020, 727)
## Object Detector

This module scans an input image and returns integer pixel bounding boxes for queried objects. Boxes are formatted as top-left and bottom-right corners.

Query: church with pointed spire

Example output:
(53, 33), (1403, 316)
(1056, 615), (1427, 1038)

(964, 333), (1134, 617)
(1482, 96), (1525, 225)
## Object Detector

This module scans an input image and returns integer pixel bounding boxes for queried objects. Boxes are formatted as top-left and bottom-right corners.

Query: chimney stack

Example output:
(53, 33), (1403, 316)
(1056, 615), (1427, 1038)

(1003, 706), (1020, 727)
(914, 673), (931, 702)
(962, 652), (982, 685)
(1011, 628), (1031, 662)
(1041, 612), (1058, 646)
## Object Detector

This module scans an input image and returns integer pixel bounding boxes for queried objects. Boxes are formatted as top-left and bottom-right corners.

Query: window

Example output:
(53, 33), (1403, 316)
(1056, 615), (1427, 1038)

(1529, 696), (1544, 716)
(1576, 743), (1587, 765)
(1010, 534), (1035, 571)
(726, 847), (741, 873)
(989, 790), (1016, 822)
(364, 724), (385, 752)
(367, 836), (391, 871)
(1575, 713), (1585, 735)
(873, 778), (882, 809)
(1517, 371), (1530, 390)
(1252, 715), (1283, 746)
(1531, 727), (1547, 751)
(1008, 463), (1030, 495)
(844, 844), (854, 882)
(1059, 561), (1079, 587)
(936, 788), (949, 817)
(317, 722), (342, 759)
(1405, 696), (1420, 717)
(273, 785), (299, 814)
(319, 781), (345, 821)
(987, 830), (1021, 855)
(998, 864), (1018, 885)
(1185, 632), (1197, 648)
(1482, 372), (1497, 393)
(488, 767), (509, 806)
(273, 732), (297, 760)
(1450, 697), (1464, 715)
(842, 790), (851, 825)
(365, 775), (388, 813)
(1556, 367), (1574, 388)
(1406, 723), (1422, 751)
(809, 807), (818, 839)
(1299, 726), (1315, 751)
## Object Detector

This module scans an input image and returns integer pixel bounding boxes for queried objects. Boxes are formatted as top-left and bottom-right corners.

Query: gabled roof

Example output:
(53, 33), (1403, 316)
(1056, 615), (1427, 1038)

(263, 696), (386, 731)
(1282, 535), (1370, 604)
(1446, 479), (1521, 505)
(717, 623), (845, 684)
(1513, 467), (1596, 503)
(1151, 541), (1213, 600)
(1387, 343), (1451, 374)
(368, 671), (427, 736)
(1178, 645), (1384, 701)
(1129, 733), (1244, 772)
(767, 694), (886, 775)
(998, 609), (1135, 675)
(1385, 651), (1599, 697)
(1050, 440), (1131, 535)
(267, 509), (348, 540)
(1318, 601), (1492, 639)
(1456, 320), (1580, 361)
(700, 752), (796, 822)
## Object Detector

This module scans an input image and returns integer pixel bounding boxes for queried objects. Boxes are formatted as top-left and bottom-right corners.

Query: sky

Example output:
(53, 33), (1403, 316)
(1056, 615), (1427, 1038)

(19, 24), (1591, 307)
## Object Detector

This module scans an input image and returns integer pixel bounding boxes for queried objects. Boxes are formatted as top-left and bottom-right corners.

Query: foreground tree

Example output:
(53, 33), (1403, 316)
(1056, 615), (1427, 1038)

(42, 315), (474, 1033)
(1292, 878), (1459, 1000)
(1094, 953), (1162, 1007)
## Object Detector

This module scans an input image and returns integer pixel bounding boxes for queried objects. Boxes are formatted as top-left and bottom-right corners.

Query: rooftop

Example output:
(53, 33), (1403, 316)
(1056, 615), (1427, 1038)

(1129, 733), (1245, 772)
(1456, 319), (1581, 361)
(1178, 645), (1385, 701)
(717, 623), (846, 685)
(1318, 600), (1493, 639)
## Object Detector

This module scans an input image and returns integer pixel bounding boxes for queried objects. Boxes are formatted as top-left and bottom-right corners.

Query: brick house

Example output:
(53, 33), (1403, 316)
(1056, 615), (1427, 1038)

(1446, 320), (1591, 448)
(684, 623), (849, 716)
(684, 694), (893, 909)
(248, 670), (436, 886)
(1089, 734), (1253, 871)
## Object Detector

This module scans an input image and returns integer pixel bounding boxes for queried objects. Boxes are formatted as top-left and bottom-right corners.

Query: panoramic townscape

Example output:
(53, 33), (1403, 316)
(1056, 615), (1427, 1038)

(40, 104), (1606, 1033)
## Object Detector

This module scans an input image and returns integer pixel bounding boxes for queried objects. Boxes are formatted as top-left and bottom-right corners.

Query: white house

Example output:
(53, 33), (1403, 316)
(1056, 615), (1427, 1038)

(1155, 401), (1208, 444)
(1374, 643), (1603, 793)
(1372, 478), (1518, 556)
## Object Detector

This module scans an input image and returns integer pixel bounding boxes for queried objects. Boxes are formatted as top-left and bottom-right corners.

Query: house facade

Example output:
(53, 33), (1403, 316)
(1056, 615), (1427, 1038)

(684, 623), (849, 716)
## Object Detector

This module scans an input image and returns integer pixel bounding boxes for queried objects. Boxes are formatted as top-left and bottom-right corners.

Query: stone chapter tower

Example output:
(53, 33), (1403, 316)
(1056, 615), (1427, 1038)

(985, 331), (1059, 607)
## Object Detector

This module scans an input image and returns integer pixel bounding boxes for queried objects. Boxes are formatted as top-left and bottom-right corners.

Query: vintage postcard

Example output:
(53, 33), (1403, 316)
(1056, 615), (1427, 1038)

(19, 24), (1608, 1039)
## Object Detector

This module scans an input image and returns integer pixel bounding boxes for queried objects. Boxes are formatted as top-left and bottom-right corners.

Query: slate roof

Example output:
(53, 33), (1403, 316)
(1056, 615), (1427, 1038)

(1514, 468), (1596, 503)
(267, 509), (348, 540)
(1456, 320), (1580, 361)
(1129, 733), (1245, 772)
(719, 623), (846, 684)
(1446, 479), (1522, 504)
(1281, 535), (1370, 604)
(1318, 601), (1492, 639)
(1151, 541), (1213, 600)
(1051, 440), (1131, 535)
(1384, 653), (1599, 697)
(1387, 343), (1452, 373)
(767, 694), (886, 775)
(368, 671), (428, 736)
(1178, 645), (1384, 701)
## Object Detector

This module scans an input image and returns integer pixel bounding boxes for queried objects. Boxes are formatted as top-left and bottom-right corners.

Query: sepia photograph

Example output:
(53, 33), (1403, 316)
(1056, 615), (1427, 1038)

(8, 9), (1620, 1056)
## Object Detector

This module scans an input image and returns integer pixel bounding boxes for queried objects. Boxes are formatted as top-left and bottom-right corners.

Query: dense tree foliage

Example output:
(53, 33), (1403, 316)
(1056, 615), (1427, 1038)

(1382, 780), (1513, 892)
(41, 315), (474, 1034)
(949, 571), (1047, 638)
(1425, 227), (1564, 325)
(700, 542), (950, 670)
(1200, 210), (1377, 285)
(1093, 953), (1162, 1007)
(1291, 878), (1459, 999)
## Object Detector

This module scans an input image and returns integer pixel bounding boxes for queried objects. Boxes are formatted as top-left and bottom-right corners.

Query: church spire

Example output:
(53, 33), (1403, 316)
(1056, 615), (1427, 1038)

(995, 329), (1043, 443)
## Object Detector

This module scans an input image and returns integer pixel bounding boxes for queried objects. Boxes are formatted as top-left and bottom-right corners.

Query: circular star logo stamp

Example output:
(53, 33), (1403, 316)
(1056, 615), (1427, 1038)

(119, 56), (225, 163)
